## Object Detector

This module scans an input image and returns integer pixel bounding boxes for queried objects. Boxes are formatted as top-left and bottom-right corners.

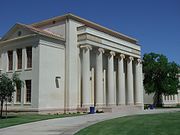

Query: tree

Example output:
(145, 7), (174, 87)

(143, 52), (180, 107)
(0, 73), (23, 118)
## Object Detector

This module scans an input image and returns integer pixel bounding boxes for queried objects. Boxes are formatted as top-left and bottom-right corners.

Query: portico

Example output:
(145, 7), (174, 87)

(79, 43), (143, 110)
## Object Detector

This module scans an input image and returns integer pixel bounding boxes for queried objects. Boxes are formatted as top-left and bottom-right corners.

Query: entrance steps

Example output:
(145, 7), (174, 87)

(100, 105), (143, 113)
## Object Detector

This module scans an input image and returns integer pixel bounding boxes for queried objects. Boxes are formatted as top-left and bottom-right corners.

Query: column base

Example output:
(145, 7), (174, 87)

(82, 104), (94, 108)
(135, 102), (143, 106)
(101, 105), (143, 113)
(118, 103), (126, 106)
(95, 103), (105, 107)
(95, 104), (106, 112)
(107, 104), (117, 107)
(127, 103), (134, 105)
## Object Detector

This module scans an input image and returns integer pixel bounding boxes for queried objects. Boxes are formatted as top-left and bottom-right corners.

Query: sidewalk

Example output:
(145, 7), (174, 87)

(0, 108), (180, 135)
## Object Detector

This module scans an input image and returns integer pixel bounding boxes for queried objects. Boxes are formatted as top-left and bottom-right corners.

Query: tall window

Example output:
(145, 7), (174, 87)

(17, 49), (22, 69)
(16, 88), (21, 102)
(8, 50), (13, 70)
(26, 80), (31, 103)
(26, 47), (32, 68)
(173, 95), (175, 100)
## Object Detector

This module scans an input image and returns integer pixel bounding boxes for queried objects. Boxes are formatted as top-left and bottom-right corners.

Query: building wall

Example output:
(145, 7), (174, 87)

(0, 36), (39, 110)
(40, 21), (66, 39)
(65, 19), (83, 110)
(5, 27), (34, 40)
(38, 38), (65, 111)
(143, 92), (154, 104)
(0, 34), (66, 112)
(0, 15), (145, 113)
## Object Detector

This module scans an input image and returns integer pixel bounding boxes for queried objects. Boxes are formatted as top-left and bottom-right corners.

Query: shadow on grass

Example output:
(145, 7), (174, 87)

(1, 115), (18, 119)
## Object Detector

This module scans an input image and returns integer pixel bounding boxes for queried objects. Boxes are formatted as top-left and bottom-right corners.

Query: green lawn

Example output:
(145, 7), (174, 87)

(75, 112), (180, 135)
(0, 113), (83, 129)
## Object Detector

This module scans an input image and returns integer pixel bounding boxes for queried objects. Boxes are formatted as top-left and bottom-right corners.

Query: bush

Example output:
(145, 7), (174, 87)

(96, 110), (104, 113)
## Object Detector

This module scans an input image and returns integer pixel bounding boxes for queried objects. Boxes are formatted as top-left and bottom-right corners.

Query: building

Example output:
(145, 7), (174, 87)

(144, 74), (180, 106)
(162, 73), (180, 106)
(0, 14), (143, 113)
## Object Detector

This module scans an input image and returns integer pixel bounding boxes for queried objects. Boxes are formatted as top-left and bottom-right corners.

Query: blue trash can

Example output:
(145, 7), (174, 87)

(149, 104), (154, 109)
(89, 107), (95, 114)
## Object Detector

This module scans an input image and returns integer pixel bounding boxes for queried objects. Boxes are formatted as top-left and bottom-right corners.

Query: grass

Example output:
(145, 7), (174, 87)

(75, 112), (180, 135)
(0, 113), (83, 129)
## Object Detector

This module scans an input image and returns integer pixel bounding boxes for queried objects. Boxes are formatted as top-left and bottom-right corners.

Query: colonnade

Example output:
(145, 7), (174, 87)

(81, 45), (143, 108)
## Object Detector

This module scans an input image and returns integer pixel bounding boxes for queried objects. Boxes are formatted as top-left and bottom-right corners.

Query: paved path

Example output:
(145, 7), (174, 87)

(0, 108), (180, 135)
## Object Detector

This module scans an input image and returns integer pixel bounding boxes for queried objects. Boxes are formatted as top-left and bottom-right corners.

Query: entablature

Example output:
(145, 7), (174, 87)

(77, 26), (141, 58)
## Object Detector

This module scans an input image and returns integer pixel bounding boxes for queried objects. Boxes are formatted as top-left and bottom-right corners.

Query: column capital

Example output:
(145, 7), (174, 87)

(109, 51), (115, 56)
(96, 48), (105, 55)
(136, 58), (142, 64)
(127, 56), (134, 61)
(80, 45), (92, 50)
(118, 54), (125, 59)
(97, 48), (105, 54)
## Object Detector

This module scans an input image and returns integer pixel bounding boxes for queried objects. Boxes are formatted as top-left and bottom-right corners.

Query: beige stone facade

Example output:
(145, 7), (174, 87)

(0, 14), (144, 113)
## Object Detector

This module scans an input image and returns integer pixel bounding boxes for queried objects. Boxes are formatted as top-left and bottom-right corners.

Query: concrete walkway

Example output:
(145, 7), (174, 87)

(0, 108), (180, 135)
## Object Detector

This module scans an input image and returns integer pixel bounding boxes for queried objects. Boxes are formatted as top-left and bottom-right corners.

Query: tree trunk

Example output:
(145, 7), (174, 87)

(0, 100), (4, 118)
(153, 92), (162, 107)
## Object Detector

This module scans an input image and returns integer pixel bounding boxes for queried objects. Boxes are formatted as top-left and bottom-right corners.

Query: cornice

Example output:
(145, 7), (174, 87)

(31, 13), (138, 44)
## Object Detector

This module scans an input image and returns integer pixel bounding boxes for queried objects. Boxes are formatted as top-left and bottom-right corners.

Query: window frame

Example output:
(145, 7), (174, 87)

(16, 88), (21, 103)
(8, 50), (13, 71)
(17, 48), (22, 70)
(26, 47), (32, 69)
(25, 80), (31, 103)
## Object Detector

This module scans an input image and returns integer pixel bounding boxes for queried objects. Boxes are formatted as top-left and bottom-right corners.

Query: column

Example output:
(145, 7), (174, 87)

(91, 67), (95, 105)
(13, 50), (17, 104)
(103, 69), (106, 105)
(127, 56), (134, 105)
(135, 59), (143, 105)
(117, 54), (126, 105)
(81, 45), (92, 107)
(178, 90), (180, 104)
(96, 48), (104, 107)
(13, 50), (17, 71)
(22, 48), (26, 70)
(107, 51), (115, 106)
(3, 52), (8, 72)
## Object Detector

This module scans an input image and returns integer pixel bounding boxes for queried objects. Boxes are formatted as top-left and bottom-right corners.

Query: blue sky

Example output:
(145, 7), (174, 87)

(0, 0), (179, 64)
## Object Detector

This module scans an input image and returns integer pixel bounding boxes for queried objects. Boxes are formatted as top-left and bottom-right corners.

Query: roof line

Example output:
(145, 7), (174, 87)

(31, 13), (138, 44)
(0, 34), (38, 45)
(1, 23), (65, 41)
(18, 23), (65, 41)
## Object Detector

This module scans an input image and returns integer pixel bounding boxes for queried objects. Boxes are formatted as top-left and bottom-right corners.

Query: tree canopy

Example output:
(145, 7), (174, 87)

(0, 73), (23, 118)
(143, 52), (180, 107)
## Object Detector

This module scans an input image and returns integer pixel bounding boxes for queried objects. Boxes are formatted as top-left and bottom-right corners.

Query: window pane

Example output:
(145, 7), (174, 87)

(26, 47), (32, 68)
(17, 49), (22, 69)
(26, 80), (31, 103)
(16, 88), (21, 102)
(8, 51), (13, 70)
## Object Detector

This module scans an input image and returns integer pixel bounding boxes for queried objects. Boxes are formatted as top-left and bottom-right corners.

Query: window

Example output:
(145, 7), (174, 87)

(173, 95), (175, 100)
(164, 96), (166, 101)
(16, 88), (21, 102)
(52, 20), (56, 24)
(170, 95), (172, 100)
(26, 47), (32, 68)
(17, 49), (22, 69)
(8, 50), (13, 70)
(26, 80), (31, 103)
(17, 31), (22, 36)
